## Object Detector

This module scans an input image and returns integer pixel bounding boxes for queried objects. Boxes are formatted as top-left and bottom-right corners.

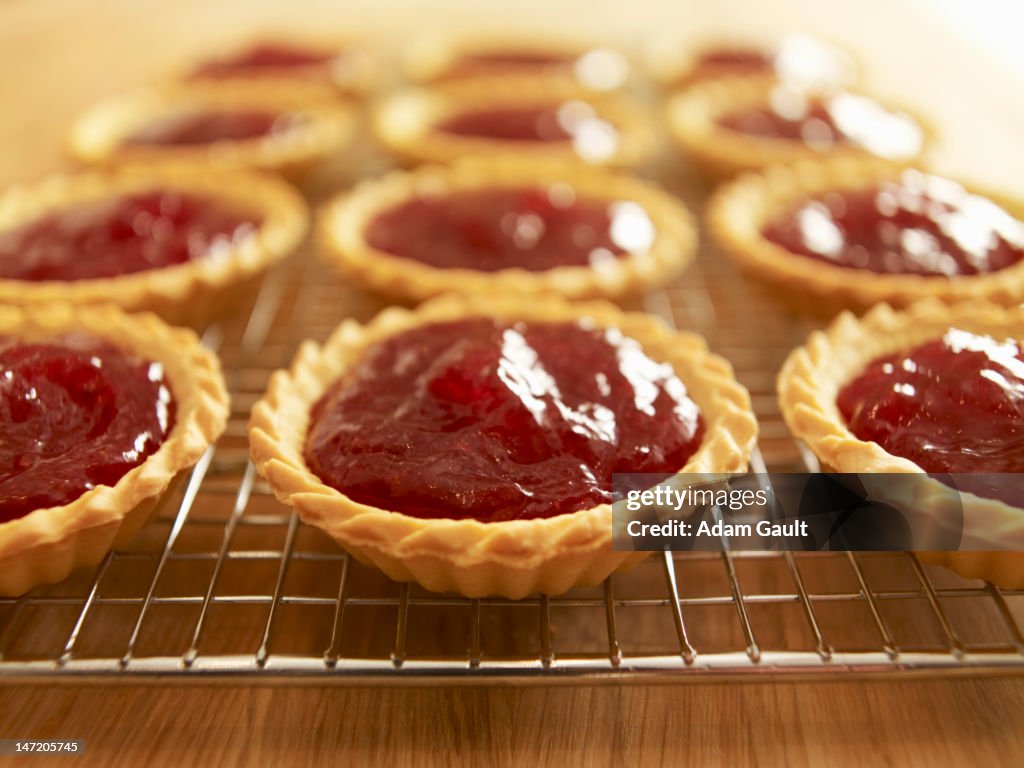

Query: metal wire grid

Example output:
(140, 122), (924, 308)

(2, 186), (1024, 684)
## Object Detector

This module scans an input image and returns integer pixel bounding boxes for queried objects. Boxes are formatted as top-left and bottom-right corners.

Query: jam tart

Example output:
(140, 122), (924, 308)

(0, 166), (308, 328)
(67, 81), (355, 181)
(667, 76), (929, 180)
(0, 303), (228, 596)
(402, 32), (631, 92)
(249, 294), (757, 598)
(708, 159), (1024, 315)
(317, 158), (696, 302)
(373, 78), (658, 170)
(778, 299), (1024, 587)
(648, 33), (858, 90)
(186, 37), (378, 96)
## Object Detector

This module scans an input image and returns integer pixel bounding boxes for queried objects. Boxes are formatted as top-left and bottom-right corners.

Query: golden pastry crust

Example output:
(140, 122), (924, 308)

(0, 166), (308, 328)
(317, 158), (696, 302)
(403, 32), (631, 92)
(707, 159), (1024, 314)
(184, 36), (379, 97)
(373, 78), (659, 170)
(67, 81), (355, 181)
(249, 294), (758, 598)
(777, 299), (1024, 585)
(647, 33), (858, 90)
(667, 76), (931, 180)
(0, 303), (229, 596)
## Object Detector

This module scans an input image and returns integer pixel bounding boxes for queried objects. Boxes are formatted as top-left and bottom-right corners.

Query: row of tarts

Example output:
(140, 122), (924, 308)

(0, 32), (1022, 600)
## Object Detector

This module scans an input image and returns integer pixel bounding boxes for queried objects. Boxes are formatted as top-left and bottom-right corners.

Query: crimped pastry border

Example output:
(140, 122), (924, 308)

(249, 294), (758, 598)
(666, 76), (931, 179)
(402, 32), (631, 92)
(373, 78), (659, 170)
(707, 158), (1024, 313)
(317, 158), (696, 302)
(777, 299), (1024, 557)
(0, 166), (308, 328)
(67, 81), (355, 180)
(0, 303), (229, 595)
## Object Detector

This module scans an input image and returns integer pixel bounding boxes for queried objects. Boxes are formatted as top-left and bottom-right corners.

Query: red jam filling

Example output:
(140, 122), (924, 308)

(691, 37), (852, 86)
(304, 318), (705, 521)
(838, 330), (1024, 505)
(191, 42), (337, 78)
(717, 90), (922, 159)
(364, 186), (655, 272)
(0, 338), (176, 522)
(124, 110), (305, 146)
(0, 191), (260, 282)
(762, 172), (1024, 276)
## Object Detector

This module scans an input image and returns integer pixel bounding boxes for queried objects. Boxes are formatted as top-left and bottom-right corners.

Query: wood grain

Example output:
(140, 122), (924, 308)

(2, 0), (1024, 764)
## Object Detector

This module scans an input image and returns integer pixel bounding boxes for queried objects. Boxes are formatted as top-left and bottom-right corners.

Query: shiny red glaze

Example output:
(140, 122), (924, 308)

(0, 191), (260, 282)
(0, 338), (176, 522)
(838, 330), (1024, 505)
(124, 110), (304, 146)
(192, 42), (337, 78)
(304, 318), (705, 521)
(435, 106), (571, 142)
(762, 176), (1024, 276)
(365, 186), (637, 272)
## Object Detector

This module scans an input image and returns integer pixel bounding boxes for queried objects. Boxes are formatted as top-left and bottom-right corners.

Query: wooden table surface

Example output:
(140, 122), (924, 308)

(1, 1), (1024, 765)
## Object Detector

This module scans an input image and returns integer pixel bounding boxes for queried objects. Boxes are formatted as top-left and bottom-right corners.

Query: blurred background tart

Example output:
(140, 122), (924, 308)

(67, 81), (355, 181)
(0, 166), (308, 328)
(318, 158), (695, 302)
(668, 76), (930, 179)
(708, 159), (1024, 314)
(374, 78), (658, 170)
(402, 31), (632, 93)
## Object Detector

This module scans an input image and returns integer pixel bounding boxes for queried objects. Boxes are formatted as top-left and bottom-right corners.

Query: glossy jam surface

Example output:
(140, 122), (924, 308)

(192, 42), (337, 78)
(305, 318), (705, 521)
(365, 186), (655, 272)
(434, 101), (620, 160)
(0, 338), (176, 522)
(838, 330), (1024, 505)
(717, 89), (923, 159)
(762, 172), (1024, 276)
(0, 191), (260, 282)
(691, 48), (773, 79)
(124, 110), (305, 146)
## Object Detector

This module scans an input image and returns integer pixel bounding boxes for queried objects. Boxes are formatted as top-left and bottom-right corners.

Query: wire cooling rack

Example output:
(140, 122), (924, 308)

(2, 154), (1024, 685)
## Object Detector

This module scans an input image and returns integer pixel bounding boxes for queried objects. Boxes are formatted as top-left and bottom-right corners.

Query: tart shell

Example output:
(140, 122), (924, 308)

(373, 78), (659, 170)
(0, 166), (308, 329)
(667, 76), (931, 180)
(67, 81), (355, 182)
(777, 299), (1024, 586)
(0, 303), (229, 596)
(317, 158), (696, 302)
(708, 159), (1024, 315)
(184, 36), (379, 97)
(402, 32), (631, 92)
(249, 294), (758, 598)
